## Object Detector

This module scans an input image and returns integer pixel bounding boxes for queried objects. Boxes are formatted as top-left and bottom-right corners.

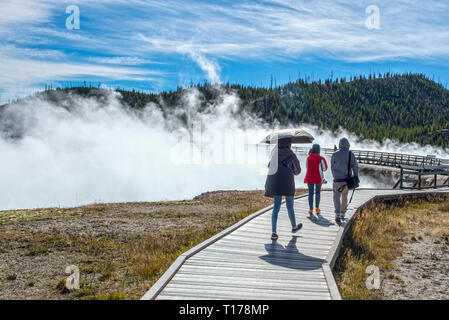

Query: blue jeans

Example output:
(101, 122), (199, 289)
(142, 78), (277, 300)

(308, 184), (322, 210)
(271, 195), (296, 233)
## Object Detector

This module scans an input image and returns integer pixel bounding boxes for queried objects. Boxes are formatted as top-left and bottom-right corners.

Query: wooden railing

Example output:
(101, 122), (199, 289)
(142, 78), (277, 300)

(396, 164), (449, 190)
(289, 146), (449, 168)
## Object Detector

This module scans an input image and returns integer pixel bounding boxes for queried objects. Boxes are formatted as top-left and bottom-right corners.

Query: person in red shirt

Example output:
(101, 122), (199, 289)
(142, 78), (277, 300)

(304, 144), (328, 216)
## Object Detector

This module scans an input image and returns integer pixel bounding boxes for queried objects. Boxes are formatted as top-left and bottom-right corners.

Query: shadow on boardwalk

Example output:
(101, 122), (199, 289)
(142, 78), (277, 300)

(259, 236), (325, 271)
(307, 214), (335, 227)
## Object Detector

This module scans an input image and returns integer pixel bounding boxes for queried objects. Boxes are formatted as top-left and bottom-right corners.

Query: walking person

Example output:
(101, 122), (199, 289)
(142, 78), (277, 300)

(265, 138), (303, 240)
(331, 138), (359, 223)
(304, 144), (328, 217)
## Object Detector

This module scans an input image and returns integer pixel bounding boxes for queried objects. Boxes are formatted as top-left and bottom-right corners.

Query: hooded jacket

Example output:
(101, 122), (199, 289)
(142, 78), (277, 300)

(331, 138), (359, 180)
(265, 146), (301, 197)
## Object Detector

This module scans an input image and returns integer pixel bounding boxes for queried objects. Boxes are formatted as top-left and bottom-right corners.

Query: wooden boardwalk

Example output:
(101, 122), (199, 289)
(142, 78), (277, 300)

(142, 188), (449, 300)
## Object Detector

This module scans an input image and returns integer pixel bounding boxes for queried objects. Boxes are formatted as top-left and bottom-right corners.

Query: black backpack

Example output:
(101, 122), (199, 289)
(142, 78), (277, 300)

(345, 152), (359, 190)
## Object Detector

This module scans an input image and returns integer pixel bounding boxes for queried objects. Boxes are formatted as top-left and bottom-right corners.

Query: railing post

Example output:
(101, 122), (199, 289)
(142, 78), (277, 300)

(418, 170), (422, 190)
(434, 174), (438, 189)
(400, 167), (403, 189)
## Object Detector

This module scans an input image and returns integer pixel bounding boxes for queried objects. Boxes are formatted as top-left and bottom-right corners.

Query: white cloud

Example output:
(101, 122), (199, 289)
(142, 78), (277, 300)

(0, 0), (52, 29)
(1, 45), (65, 60)
(87, 56), (148, 65)
(187, 52), (221, 83)
(0, 50), (162, 102)
(5, 1), (449, 63)
(1, 0), (449, 101)
(130, 0), (449, 62)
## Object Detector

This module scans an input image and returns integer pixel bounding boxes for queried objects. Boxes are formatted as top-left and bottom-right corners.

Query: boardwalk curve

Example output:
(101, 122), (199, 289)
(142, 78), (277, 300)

(142, 188), (449, 300)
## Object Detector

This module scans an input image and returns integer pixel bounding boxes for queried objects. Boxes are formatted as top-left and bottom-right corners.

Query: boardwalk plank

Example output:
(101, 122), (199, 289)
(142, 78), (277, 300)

(217, 236), (333, 248)
(177, 264), (326, 275)
(158, 291), (331, 300)
(198, 246), (328, 260)
(171, 273), (328, 287)
(185, 257), (327, 271)
(161, 284), (330, 299)
(168, 279), (330, 292)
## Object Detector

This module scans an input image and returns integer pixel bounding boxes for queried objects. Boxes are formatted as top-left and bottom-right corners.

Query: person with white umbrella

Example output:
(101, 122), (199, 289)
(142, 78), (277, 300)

(262, 129), (314, 240)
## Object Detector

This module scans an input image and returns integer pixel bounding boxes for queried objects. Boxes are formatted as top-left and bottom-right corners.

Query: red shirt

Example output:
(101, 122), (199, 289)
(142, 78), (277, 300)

(304, 153), (328, 184)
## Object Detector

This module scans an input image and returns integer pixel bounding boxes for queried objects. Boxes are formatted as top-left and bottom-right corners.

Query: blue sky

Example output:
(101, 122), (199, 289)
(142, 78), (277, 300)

(1, 0), (449, 103)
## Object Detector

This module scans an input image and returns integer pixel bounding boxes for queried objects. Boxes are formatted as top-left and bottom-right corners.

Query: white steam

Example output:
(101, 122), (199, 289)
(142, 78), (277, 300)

(188, 52), (221, 84)
(0, 87), (447, 210)
(0, 88), (267, 210)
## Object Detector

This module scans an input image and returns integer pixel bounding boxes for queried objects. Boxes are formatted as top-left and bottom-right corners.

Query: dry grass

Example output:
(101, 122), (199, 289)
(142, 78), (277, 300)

(334, 194), (449, 300)
(0, 189), (305, 300)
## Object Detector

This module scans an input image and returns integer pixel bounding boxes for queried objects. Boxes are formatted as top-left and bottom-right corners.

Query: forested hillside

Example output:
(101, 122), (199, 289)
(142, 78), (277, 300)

(245, 73), (449, 147)
(2, 73), (448, 148)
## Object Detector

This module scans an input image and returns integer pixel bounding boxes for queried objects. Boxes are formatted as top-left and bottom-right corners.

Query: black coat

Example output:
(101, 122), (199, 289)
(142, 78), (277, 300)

(264, 147), (301, 197)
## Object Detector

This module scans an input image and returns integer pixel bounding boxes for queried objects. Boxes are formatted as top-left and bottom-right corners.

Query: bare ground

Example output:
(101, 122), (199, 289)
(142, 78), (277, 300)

(334, 196), (449, 300)
(381, 215), (449, 299)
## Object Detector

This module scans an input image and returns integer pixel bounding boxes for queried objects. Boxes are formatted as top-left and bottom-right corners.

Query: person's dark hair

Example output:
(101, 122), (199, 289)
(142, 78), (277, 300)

(311, 144), (320, 155)
(278, 138), (292, 149)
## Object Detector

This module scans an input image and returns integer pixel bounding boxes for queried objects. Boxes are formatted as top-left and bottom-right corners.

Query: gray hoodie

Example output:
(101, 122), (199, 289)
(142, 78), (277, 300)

(331, 138), (359, 180)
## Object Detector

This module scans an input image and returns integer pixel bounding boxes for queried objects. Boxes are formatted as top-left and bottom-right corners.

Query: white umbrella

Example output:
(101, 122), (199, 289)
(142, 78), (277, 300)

(260, 128), (315, 144)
